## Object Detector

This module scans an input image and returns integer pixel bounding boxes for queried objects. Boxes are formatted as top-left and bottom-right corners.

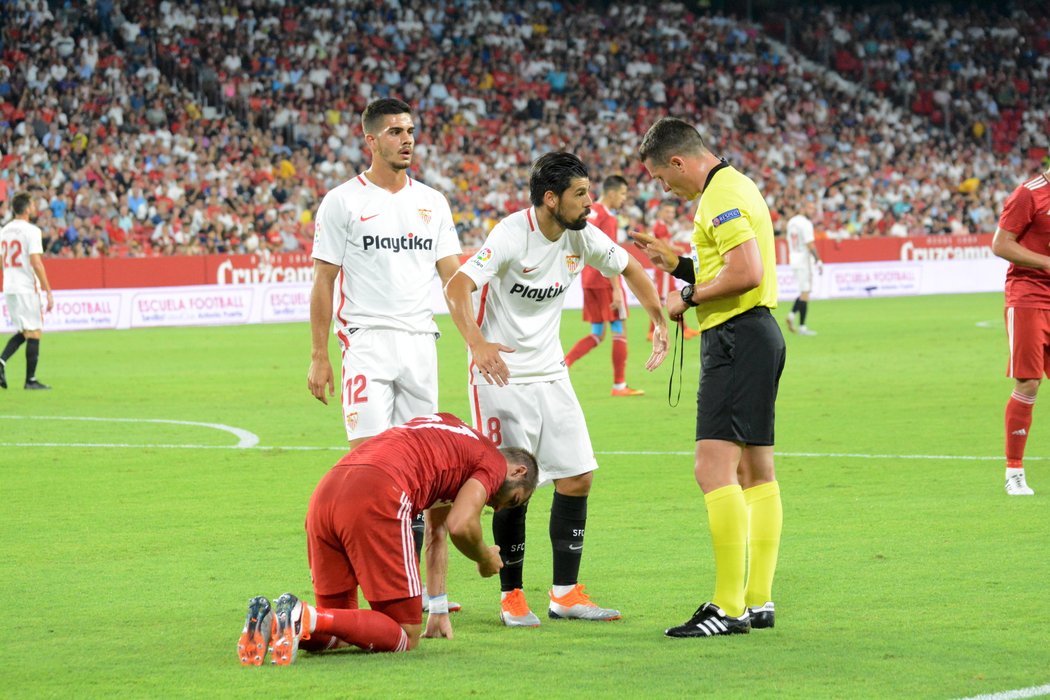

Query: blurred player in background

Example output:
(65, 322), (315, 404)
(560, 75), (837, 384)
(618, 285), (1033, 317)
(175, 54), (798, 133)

(637, 117), (785, 638)
(445, 151), (668, 627)
(564, 174), (645, 396)
(236, 413), (538, 666)
(784, 199), (822, 336)
(648, 199), (699, 342)
(306, 98), (464, 612)
(991, 166), (1050, 496)
(0, 192), (54, 390)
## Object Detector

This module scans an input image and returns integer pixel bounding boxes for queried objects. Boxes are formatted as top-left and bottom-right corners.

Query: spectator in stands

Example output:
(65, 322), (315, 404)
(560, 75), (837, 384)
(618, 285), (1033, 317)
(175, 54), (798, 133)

(0, 0), (1045, 262)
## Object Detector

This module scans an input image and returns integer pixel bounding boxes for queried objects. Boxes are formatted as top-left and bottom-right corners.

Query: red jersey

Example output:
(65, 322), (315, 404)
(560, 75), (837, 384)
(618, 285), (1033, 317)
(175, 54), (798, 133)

(652, 219), (672, 243)
(1001, 172), (1050, 308)
(332, 413), (506, 511)
(581, 201), (618, 289)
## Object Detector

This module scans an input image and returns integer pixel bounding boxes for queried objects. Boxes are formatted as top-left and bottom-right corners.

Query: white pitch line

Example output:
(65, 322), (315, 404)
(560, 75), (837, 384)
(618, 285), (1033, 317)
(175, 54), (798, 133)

(955, 683), (1050, 700)
(0, 440), (1040, 463)
(0, 415), (260, 448)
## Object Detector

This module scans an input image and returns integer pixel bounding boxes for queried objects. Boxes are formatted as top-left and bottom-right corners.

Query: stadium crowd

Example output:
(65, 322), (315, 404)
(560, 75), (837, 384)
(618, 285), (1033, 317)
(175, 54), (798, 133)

(0, 0), (1047, 259)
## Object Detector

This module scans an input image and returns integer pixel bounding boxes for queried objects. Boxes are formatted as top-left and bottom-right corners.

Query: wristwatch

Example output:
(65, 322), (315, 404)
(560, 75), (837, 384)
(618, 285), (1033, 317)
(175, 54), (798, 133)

(680, 284), (699, 307)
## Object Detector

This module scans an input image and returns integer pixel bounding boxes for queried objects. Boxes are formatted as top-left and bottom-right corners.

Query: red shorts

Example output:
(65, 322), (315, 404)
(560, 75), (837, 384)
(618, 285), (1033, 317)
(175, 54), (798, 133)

(1005, 306), (1050, 379)
(582, 286), (627, 323)
(306, 466), (422, 623)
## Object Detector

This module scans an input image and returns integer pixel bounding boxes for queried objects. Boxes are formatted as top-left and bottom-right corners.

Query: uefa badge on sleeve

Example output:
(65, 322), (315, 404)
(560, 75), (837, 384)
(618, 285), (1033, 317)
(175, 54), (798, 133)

(565, 255), (580, 274)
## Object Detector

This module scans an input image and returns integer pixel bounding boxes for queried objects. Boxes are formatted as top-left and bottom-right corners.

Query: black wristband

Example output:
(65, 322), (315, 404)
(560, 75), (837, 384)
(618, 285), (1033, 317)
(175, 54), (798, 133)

(672, 255), (695, 283)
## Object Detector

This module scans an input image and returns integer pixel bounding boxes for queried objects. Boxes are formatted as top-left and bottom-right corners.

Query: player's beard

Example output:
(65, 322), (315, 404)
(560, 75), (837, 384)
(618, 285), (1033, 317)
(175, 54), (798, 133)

(381, 145), (412, 171)
(492, 477), (527, 510)
(553, 202), (588, 231)
(386, 155), (411, 171)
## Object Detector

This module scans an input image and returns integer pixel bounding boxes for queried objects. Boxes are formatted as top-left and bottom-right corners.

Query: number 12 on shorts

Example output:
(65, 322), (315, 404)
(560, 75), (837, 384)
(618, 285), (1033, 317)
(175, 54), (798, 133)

(344, 375), (368, 404)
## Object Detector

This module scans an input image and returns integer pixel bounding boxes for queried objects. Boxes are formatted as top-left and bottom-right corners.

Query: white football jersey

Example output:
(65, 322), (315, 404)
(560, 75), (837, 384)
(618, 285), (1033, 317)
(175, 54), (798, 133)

(0, 219), (44, 293)
(313, 173), (461, 336)
(459, 207), (629, 383)
(785, 214), (815, 266)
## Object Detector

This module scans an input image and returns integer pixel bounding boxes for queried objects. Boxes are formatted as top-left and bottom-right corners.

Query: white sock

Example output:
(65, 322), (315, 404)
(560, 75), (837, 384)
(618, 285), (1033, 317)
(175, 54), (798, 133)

(1006, 467), (1026, 479)
(551, 584), (575, 599)
(612, 382), (626, 390)
(307, 604), (317, 633)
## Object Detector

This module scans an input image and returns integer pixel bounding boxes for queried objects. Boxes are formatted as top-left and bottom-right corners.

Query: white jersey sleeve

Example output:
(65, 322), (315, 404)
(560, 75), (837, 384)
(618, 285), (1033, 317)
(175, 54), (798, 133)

(312, 187), (352, 267)
(786, 215), (815, 266)
(1, 220), (45, 293)
(458, 208), (627, 383)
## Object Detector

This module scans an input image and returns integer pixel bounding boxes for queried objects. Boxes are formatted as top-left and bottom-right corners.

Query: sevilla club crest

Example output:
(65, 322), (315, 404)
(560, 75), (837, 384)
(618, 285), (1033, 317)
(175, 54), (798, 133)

(418, 208), (432, 225)
(345, 411), (359, 432)
(565, 255), (580, 274)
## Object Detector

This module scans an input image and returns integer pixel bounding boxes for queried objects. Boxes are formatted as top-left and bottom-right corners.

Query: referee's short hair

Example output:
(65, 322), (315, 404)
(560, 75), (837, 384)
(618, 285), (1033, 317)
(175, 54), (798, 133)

(639, 117), (707, 166)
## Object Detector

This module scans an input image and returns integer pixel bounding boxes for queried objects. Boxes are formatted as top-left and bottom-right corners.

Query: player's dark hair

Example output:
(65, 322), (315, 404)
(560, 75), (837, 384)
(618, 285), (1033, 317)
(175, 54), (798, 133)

(11, 192), (32, 216)
(638, 117), (707, 166)
(602, 174), (629, 194)
(529, 152), (589, 207)
(499, 447), (540, 492)
(361, 98), (412, 135)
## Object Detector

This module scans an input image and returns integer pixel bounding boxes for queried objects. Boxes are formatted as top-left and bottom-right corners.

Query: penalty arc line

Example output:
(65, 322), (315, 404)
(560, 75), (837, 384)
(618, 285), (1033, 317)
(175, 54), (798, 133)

(0, 415), (260, 448)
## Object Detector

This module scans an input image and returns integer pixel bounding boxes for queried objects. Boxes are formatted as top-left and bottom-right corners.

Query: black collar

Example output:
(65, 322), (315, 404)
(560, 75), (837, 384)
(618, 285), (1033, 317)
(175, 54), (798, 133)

(702, 159), (729, 194)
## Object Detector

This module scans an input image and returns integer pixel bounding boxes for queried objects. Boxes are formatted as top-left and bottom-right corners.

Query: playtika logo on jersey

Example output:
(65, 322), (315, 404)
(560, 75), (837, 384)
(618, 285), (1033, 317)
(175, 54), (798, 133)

(362, 232), (433, 252)
(509, 281), (565, 302)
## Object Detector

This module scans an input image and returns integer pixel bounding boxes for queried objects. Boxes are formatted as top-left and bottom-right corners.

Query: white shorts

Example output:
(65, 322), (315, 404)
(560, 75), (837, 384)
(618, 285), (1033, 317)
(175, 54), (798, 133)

(4, 293), (43, 332)
(470, 378), (598, 485)
(791, 264), (812, 294)
(337, 328), (439, 442)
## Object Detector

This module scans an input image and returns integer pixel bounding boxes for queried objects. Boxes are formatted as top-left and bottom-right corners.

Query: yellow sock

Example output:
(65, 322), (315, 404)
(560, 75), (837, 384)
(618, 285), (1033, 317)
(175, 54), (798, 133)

(704, 484), (747, 617)
(744, 481), (783, 607)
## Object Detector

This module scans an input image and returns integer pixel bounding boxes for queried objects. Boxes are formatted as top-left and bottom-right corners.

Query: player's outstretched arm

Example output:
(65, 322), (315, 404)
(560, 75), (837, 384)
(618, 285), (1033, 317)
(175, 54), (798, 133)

(621, 257), (668, 370)
(422, 505), (454, 640)
(308, 260), (340, 404)
(445, 479), (503, 578)
(444, 271), (515, 386)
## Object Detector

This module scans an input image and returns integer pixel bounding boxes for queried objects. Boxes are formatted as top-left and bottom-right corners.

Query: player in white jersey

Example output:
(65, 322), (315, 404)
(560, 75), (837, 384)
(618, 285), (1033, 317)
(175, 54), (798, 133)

(306, 98), (463, 630)
(445, 152), (668, 627)
(784, 200), (821, 336)
(1, 192), (54, 390)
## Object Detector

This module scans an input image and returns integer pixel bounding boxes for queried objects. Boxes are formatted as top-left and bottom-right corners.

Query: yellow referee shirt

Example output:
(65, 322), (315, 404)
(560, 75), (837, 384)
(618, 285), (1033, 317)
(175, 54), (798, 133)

(690, 163), (778, 330)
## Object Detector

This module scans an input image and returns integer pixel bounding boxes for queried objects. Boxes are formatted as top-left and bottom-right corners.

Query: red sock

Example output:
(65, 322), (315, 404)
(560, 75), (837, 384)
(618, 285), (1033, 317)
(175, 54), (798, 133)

(612, 334), (627, 385)
(1005, 390), (1036, 468)
(314, 608), (409, 652)
(566, 334), (600, 367)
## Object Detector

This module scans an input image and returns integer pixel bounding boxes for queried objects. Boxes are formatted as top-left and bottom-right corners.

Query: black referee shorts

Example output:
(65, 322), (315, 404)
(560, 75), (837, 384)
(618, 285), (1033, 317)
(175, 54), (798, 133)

(695, 306), (786, 446)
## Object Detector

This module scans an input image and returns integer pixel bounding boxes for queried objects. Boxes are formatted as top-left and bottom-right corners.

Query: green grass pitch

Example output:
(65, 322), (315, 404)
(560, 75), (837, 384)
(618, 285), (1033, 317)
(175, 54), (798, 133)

(2, 292), (1048, 699)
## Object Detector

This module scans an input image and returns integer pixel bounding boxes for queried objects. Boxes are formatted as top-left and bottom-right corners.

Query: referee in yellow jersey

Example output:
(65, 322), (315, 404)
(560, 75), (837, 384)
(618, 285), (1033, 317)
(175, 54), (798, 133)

(635, 117), (786, 638)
